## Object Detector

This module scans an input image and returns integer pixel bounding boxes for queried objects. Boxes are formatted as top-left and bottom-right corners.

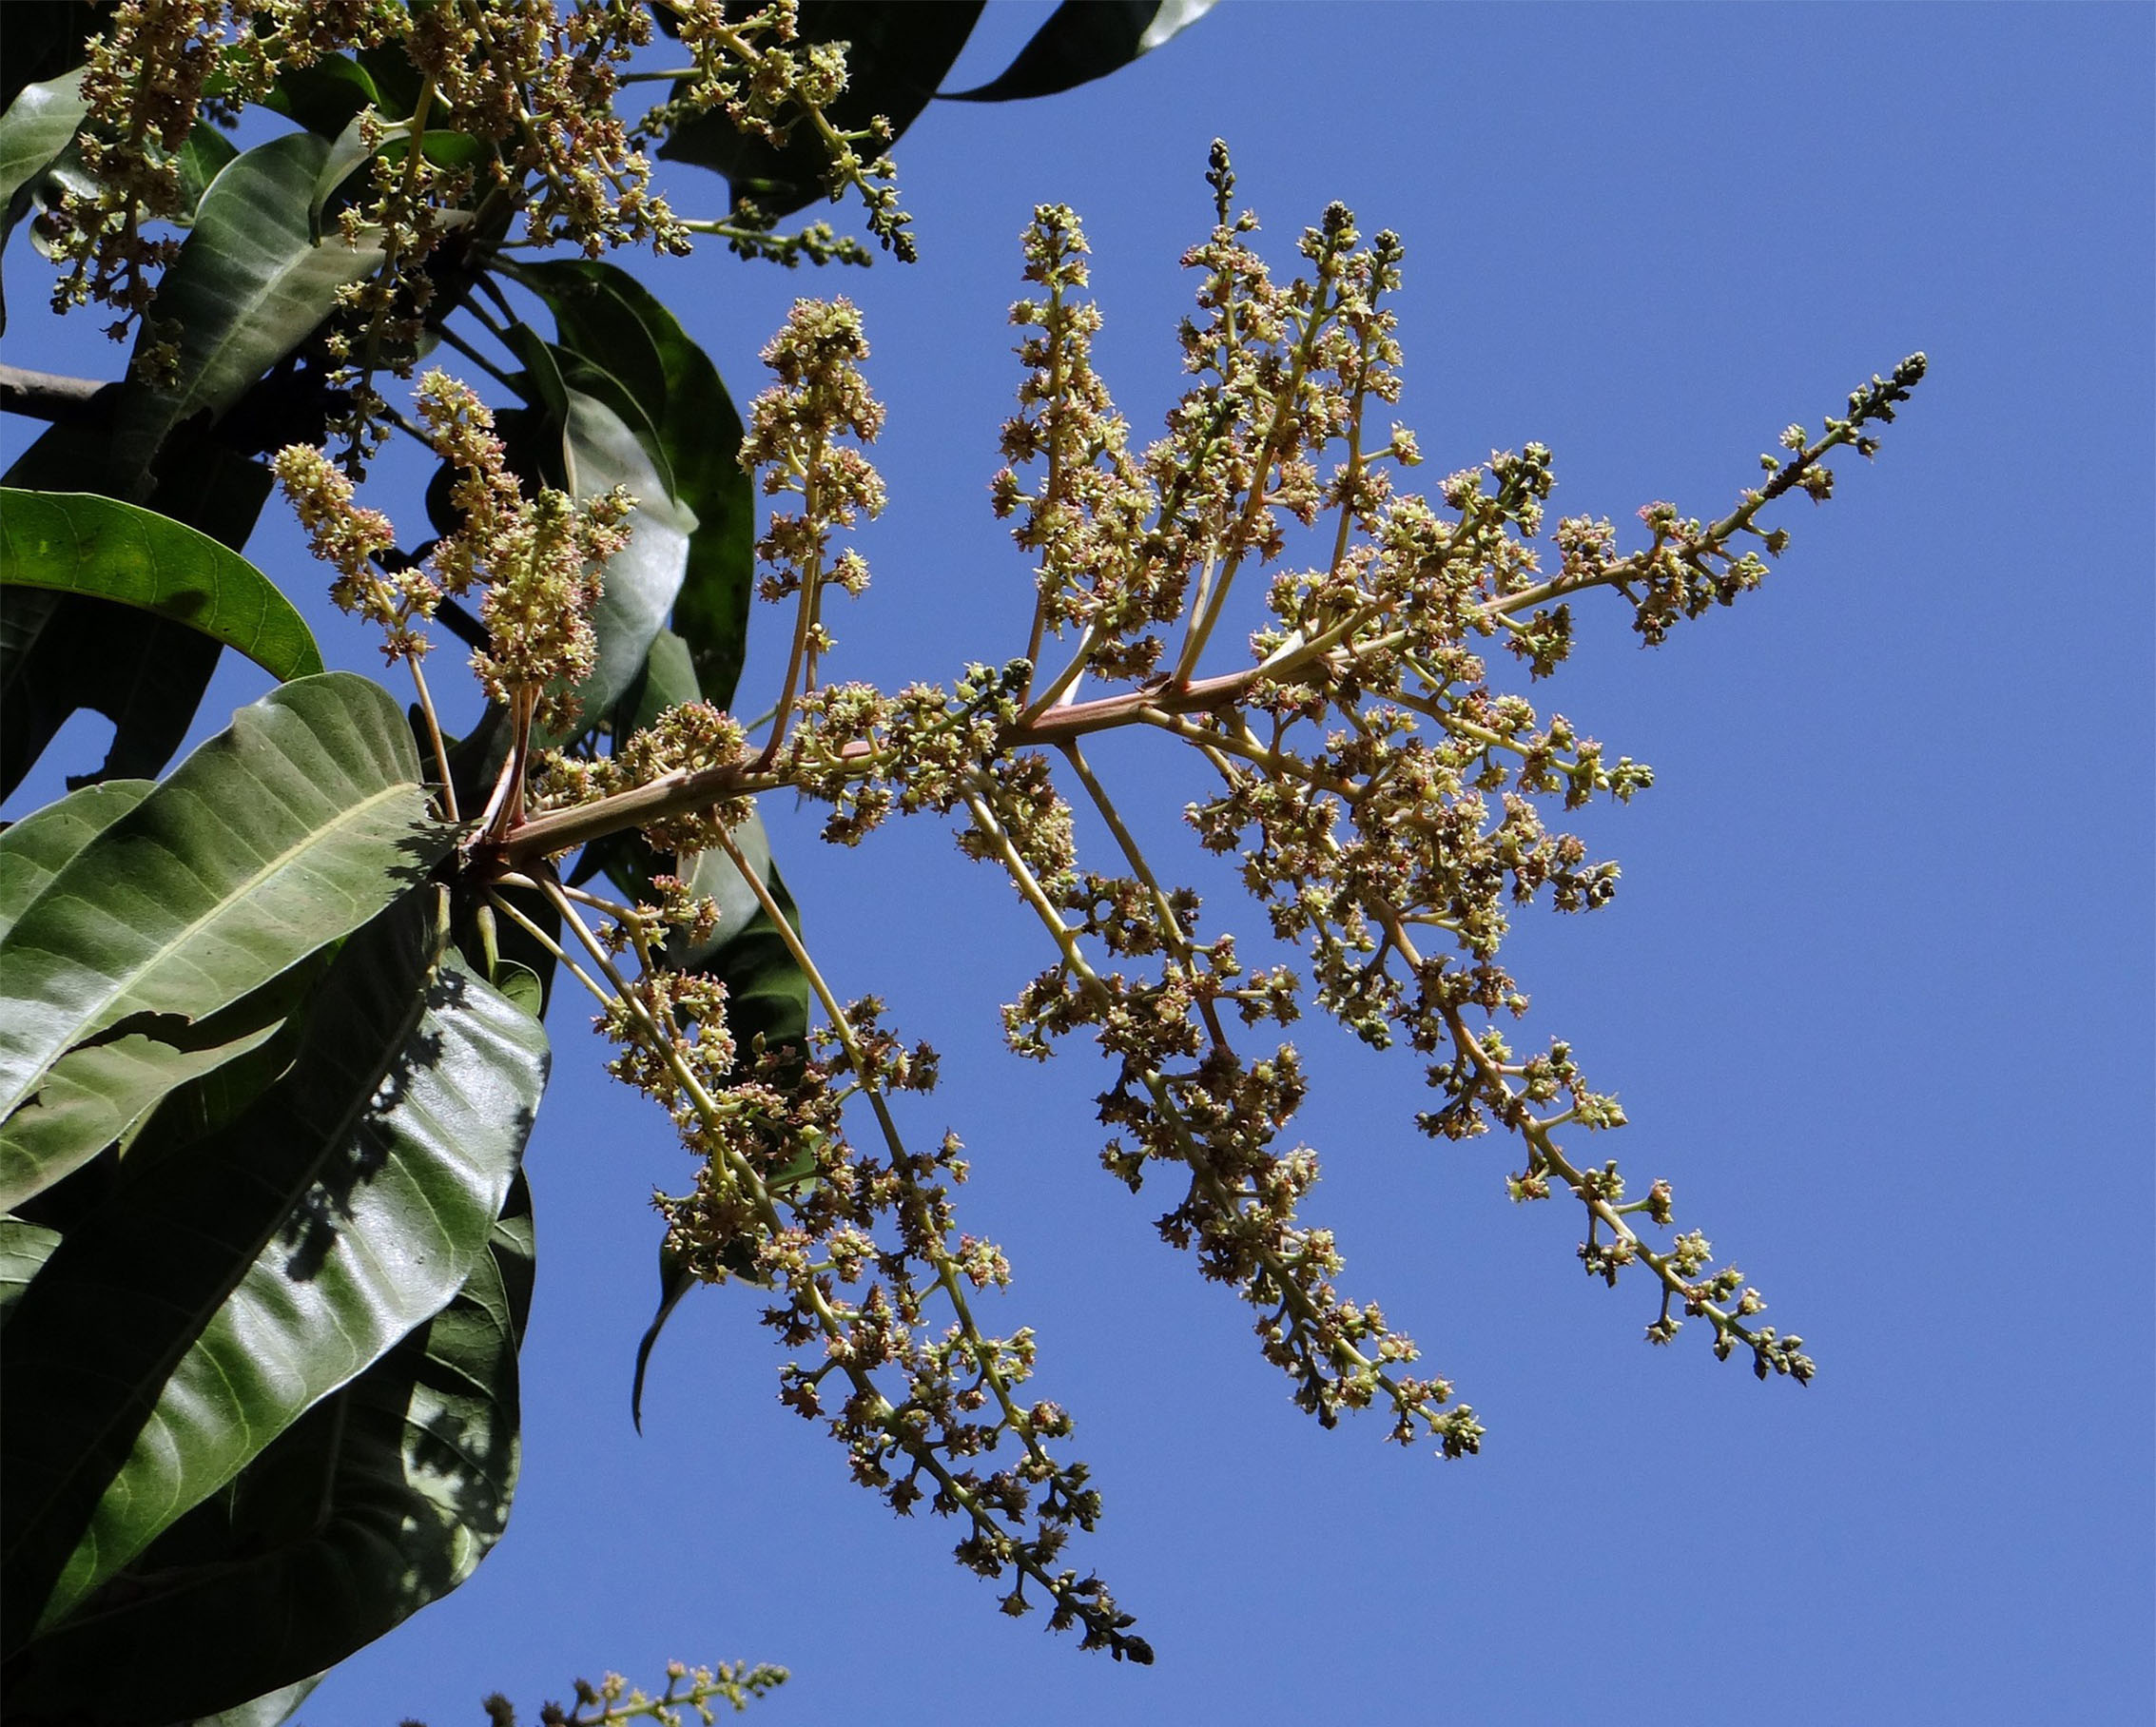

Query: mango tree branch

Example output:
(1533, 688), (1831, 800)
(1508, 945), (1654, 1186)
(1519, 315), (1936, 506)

(0, 364), (112, 421)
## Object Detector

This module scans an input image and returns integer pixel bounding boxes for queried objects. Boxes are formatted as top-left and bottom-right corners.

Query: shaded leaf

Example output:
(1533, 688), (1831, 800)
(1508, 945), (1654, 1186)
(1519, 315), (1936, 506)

(943, 0), (1217, 102)
(2, 379), (276, 800)
(0, 488), (324, 682)
(696, 845), (811, 1061)
(516, 262), (756, 709)
(0, 779), (152, 943)
(1, 5), (105, 113)
(0, 1176), (534, 1724)
(499, 318), (572, 430)
(0, 584), (221, 799)
(658, 2), (983, 224)
(172, 120), (238, 221)
(111, 132), (383, 486)
(0, 1017), (282, 1215)
(0, 1218), (59, 1329)
(189, 1674), (325, 1727)
(0, 906), (548, 1645)
(0, 672), (456, 1126)
(612, 626), (700, 746)
(262, 52), (381, 138)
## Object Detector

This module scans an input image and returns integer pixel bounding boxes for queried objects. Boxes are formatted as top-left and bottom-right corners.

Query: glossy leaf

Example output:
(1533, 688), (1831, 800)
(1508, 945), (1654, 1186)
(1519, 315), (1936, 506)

(943, 0), (1217, 102)
(0, 905), (548, 1645)
(1, 1177), (534, 1722)
(0, 672), (456, 1126)
(111, 131), (382, 485)
(0, 69), (84, 213)
(561, 387), (696, 729)
(0, 489), (323, 682)
(0, 780), (151, 943)
(517, 262), (756, 709)
(657, 1), (982, 223)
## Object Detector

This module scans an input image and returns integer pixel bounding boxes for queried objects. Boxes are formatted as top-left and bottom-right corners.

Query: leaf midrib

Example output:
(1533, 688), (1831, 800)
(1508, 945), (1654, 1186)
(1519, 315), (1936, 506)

(1, 779), (425, 1121)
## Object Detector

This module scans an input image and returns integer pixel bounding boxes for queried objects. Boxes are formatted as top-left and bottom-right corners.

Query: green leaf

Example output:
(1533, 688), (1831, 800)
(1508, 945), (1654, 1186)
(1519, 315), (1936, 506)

(0, 1176), (534, 1723)
(943, 0), (1217, 102)
(658, 2), (983, 223)
(111, 132), (383, 486)
(189, 1674), (325, 1727)
(0, 780), (152, 944)
(173, 120), (239, 222)
(262, 52), (381, 137)
(0, 68), (84, 213)
(0, 1017), (282, 1215)
(560, 387), (696, 730)
(0, 672), (456, 1126)
(613, 626), (700, 746)
(0, 583), (222, 798)
(0, 1217), (59, 1329)
(516, 262), (756, 709)
(500, 318), (573, 430)
(0, 906), (548, 1646)
(0, 489), (324, 682)
(1, 429), (274, 797)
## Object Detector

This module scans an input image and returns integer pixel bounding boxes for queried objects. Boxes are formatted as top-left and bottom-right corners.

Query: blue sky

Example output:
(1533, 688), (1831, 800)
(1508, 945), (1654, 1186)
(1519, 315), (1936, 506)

(6, 4), (2152, 1722)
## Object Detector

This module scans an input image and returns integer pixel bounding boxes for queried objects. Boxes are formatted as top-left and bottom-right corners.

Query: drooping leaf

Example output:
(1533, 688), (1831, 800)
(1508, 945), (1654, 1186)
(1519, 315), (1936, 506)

(0, 905), (548, 1647)
(0, 488), (324, 682)
(110, 131), (383, 486)
(0, 672), (456, 1126)
(499, 318), (572, 431)
(516, 261), (756, 708)
(942, 0), (1217, 102)
(0, 779), (151, 943)
(671, 805), (777, 968)
(186, 1674), (325, 1727)
(695, 843), (811, 1061)
(657, 1), (983, 224)
(0, 1176), (534, 1723)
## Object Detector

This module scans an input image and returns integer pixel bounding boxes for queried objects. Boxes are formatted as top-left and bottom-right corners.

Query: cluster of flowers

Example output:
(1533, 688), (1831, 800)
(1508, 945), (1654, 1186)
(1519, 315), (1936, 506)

(50, 1), (903, 456)
(698, 165), (1925, 1459)
(277, 372), (631, 740)
(265, 140), (1921, 1650)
